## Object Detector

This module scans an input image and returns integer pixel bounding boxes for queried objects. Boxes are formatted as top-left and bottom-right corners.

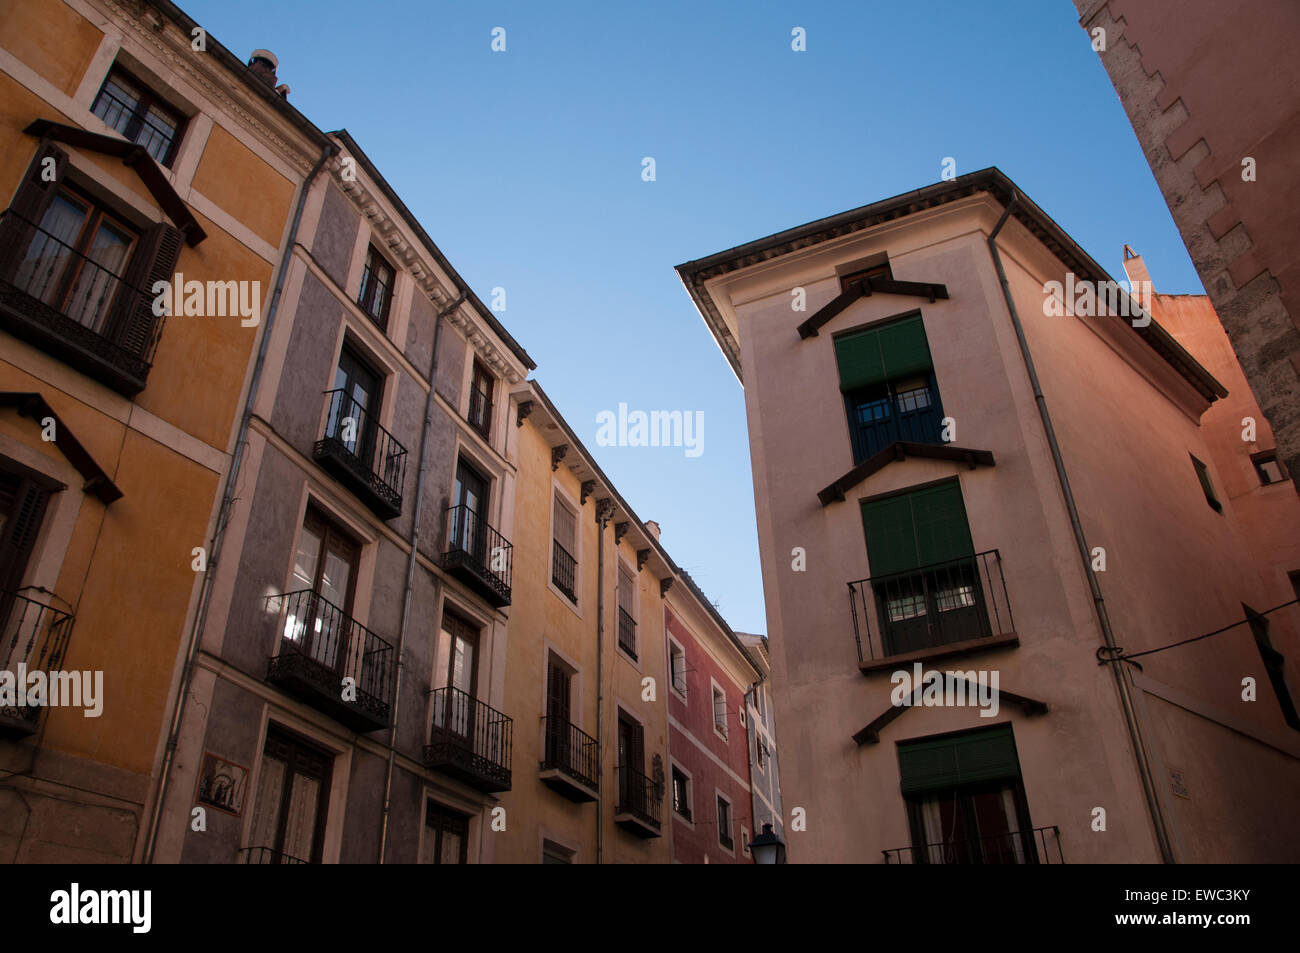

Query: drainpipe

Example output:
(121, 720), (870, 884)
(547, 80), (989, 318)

(377, 288), (465, 863)
(986, 195), (1176, 864)
(142, 139), (338, 864)
(594, 497), (614, 864)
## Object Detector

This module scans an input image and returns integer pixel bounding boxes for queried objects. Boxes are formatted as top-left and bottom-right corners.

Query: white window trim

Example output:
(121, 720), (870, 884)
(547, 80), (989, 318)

(547, 483), (583, 615)
(667, 635), (688, 700)
(715, 788), (735, 857)
(710, 677), (729, 742)
(669, 759), (695, 830)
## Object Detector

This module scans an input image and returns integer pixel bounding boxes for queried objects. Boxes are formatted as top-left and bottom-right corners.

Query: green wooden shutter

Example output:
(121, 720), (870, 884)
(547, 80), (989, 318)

(878, 314), (932, 380)
(834, 314), (932, 392)
(834, 328), (885, 392)
(861, 492), (919, 577)
(910, 481), (974, 567)
(861, 480), (973, 577)
(898, 724), (1019, 794)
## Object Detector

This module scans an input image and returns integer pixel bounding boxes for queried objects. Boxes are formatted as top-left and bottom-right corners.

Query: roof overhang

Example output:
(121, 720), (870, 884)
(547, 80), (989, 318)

(675, 167), (1226, 403)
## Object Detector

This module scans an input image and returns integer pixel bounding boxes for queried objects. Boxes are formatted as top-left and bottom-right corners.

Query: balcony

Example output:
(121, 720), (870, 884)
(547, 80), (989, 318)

(239, 846), (310, 865)
(0, 211), (162, 396)
(440, 504), (511, 607)
(0, 589), (75, 737)
(539, 716), (599, 802)
(264, 589), (395, 733)
(614, 765), (662, 838)
(617, 607), (637, 659)
(552, 539), (576, 602)
(848, 549), (1016, 674)
(313, 389), (407, 520)
(424, 686), (512, 793)
(848, 380), (945, 465)
(883, 825), (1064, 864)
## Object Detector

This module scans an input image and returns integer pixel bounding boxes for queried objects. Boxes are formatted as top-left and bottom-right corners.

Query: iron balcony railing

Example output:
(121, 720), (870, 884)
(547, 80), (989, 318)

(266, 588), (395, 729)
(0, 589), (75, 733)
(425, 686), (513, 792)
(552, 539), (577, 601)
(314, 389), (407, 518)
(0, 210), (162, 394)
(883, 825), (1064, 864)
(92, 82), (178, 164)
(238, 846), (310, 865)
(442, 504), (512, 606)
(848, 383), (945, 464)
(467, 383), (492, 438)
(540, 715), (599, 792)
(617, 607), (637, 659)
(848, 549), (1013, 663)
(617, 765), (662, 830)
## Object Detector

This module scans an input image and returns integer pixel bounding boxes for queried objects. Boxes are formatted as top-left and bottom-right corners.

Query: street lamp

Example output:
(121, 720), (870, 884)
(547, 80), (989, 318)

(748, 822), (786, 864)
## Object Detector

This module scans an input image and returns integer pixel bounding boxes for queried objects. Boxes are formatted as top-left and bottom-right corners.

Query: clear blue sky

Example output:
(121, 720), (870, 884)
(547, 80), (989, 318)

(184, 0), (1202, 635)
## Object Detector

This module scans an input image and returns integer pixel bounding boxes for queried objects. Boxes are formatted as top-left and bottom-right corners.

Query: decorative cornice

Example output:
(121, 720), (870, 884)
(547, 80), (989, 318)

(614, 521), (629, 545)
(595, 498), (615, 525)
(107, 0), (320, 176)
(660, 578), (673, 598)
(580, 479), (595, 506)
(330, 156), (523, 385)
(551, 445), (567, 472)
(636, 548), (650, 572)
(515, 399), (533, 428)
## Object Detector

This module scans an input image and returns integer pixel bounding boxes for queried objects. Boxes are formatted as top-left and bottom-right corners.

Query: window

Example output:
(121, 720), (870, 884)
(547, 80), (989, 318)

(433, 609), (480, 737)
(247, 726), (332, 864)
(716, 795), (733, 850)
(617, 562), (637, 659)
(757, 739), (768, 769)
(551, 493), (578, 602)
(712, 683), (728, 740)
(0, 468), (51, 595)
(450, 457), (489, 564)
(284, 507), (360, 671)
(91, 67), (186, 166)
(752, 685), (762, 717)
(669, 640), (687, 697)
(616, 710), (648, 814)
(14, 186), (139, 338)
(671, 767), (691, 820)
(543, 653), (574, 768)
(1252, 451), (1287, 486)
(422, 801), (469, 864)
(357, 244), (395, 329)
(898, 724), (1037, 864)
(836, 315), (945, 464)
(327, 345), (384, 464)
(861, 480), (987, 656)
(838, 262), (892, 293)
(1191, 455), (1222, 512)
(542, 839), (575, 864)
(468, 361), (494, 438)
(741, 827), (751, 857)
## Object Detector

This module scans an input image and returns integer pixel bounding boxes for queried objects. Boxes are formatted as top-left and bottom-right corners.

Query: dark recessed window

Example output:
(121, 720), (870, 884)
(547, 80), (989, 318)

(1252, 451), (1287, 486)
(468, 360), (493, 438)
(91, 67), (186, 167)
(838, 262), (892, 293)
(836, 315), (944, 463)
(357, 244), (395, 329)
(1191, 455), (1222, 512)
(717, 795), (733, 850)
(422, 801), (469, 864)
(671, 767), (691, 820)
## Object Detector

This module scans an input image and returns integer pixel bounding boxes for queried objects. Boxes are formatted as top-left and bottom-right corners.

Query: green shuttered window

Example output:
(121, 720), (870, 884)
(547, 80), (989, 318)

(898, 724), (1020, 794)
(861, 481), (974, 577)
(834, 314), (932, 393)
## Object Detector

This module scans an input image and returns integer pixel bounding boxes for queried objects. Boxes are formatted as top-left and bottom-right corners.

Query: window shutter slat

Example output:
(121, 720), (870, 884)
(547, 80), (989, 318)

(835, 314), (933, 392)
(898, 724), (1019, 794)
(834, 328), (884, 392)
(111, 220), (183, 360)
(861, 493), (919, 577)
(0, 142), (69, 283)
(0, 478), (51, 592)
(910, 482), (974, 567)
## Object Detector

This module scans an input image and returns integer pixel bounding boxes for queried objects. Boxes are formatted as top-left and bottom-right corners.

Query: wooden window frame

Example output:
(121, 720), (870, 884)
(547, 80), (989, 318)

(423, 799), (471, 864)
(91, 65), (188, 168)
(357, 243), (395, 330)
(1191, 454), (1223, 512)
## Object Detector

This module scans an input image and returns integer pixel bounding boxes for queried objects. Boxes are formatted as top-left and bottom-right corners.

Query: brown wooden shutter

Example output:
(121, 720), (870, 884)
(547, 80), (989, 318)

(0, 476), (51, 593)
(111, 220), (183, 360)
(0, 142), (69, 282)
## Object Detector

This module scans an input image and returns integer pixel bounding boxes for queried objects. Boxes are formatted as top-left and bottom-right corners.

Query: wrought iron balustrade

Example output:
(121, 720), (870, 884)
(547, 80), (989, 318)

(441, 504), (512, 606)
(425, 686), (513, 792)
(883, 825), (1063, 864)
(552, 540), (576, 601)
(0, 589), (75, 735)
(313, 388), (407, 519)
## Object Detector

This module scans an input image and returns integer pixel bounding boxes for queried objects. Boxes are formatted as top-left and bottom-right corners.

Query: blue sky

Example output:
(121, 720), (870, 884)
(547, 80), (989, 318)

(185, 0), (1201, 634)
